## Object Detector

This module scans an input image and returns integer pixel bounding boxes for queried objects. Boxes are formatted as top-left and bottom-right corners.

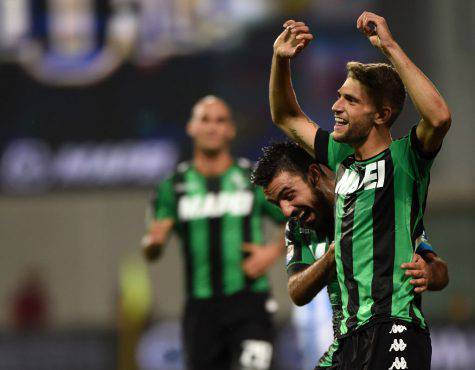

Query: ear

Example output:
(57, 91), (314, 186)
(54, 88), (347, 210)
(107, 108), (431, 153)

(228, 121), (236, 140)
(186, 120), (194, 137)
(307, 164), (321, 186)
(374, 106), (392, 126)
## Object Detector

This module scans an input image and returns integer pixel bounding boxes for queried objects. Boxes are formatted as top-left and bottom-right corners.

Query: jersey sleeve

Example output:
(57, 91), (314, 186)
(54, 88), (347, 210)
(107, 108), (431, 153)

(314, 129), (354, 171)
(391, 126), (440, 181)
(153, 177), (177, 220)
(285, 219), (316, 277)
(257, 187), (286, 223)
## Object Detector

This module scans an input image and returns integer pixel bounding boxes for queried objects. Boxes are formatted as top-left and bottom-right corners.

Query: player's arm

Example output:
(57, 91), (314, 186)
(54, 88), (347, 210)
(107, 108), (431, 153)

(401, 252), (449, 293)
(242, 189), (287, 279)
(141, 219), (174, 261)
(423, 252), (449, 291)
(242, 225), (286, 279)
(142, 177), (177, 261)
(270, 20), (318, 156)
(288, 243), (335, 306)
(357, 11), (451, 155)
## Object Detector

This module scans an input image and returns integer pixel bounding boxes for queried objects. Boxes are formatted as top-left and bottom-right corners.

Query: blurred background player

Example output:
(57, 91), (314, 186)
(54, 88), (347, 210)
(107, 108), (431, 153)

(0, 2), (472, 370)
(141, 95), (286, 370)
(252, 141), (449, 369)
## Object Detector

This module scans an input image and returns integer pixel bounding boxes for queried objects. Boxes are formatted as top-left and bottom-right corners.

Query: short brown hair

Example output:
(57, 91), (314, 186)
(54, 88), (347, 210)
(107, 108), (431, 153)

(346, 62), (406, 127)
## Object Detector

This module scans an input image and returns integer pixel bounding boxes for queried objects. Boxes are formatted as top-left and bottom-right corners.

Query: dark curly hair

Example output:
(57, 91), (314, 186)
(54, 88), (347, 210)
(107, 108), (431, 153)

(251, 141), (316, 188)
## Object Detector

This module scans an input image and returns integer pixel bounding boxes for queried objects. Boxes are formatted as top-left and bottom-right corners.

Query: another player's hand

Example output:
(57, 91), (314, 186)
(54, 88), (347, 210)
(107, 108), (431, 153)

(141, 219), (174, 261)
(141, 234), (162, 261)
(327, 242), (335, 258)
(242, 243), (281, 279)
(401, 254), (433, 293)
(273, 20), (314, 59)
(356, 11), (396, 55)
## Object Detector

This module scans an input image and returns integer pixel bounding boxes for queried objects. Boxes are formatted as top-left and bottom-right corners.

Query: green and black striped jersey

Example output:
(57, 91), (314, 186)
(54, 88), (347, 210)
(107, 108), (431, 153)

(153, 158), (285, 300)
(285, 218), (343, 339)
(314, 126), (435, 336)
(285, 218), (438, 367)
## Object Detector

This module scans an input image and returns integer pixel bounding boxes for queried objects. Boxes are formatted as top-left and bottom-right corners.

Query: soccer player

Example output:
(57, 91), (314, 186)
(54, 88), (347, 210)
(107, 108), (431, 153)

(269, 11), (451, 368)
(141, 96), (285, 370)
(252, 141), (449, 369)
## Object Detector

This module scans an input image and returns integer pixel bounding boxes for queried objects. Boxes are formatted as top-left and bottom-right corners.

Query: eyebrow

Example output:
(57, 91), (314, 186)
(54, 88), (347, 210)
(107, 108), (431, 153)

(275, 187), (291, 204)
(337, 90), (361, 103)
(266, 186), (288, 205)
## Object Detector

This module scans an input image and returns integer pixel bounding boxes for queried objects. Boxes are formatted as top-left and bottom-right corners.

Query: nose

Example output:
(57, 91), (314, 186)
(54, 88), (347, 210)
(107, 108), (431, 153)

(332, 97), (344, 113)
(280, 200), (296, 218)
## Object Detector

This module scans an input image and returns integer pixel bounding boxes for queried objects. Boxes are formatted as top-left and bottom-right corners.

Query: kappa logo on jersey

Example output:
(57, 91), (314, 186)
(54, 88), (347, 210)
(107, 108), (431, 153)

(286, 245), (294, 264)
(239, 340), (273, 370)
(388, 357), (408, 369)
(230, 171), (249, 190)
(335, 160), (385, 195)
(178, 191), (254, 220)
(389, 324), (407, 334)
(389, 339), (407, 352)
(314, 242), (327, 259)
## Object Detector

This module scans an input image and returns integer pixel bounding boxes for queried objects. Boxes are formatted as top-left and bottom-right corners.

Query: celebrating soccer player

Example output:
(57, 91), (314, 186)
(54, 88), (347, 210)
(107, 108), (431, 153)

(252, 141), (449, 369)
(269, 11), (451, 369)
(141, 96), (285, 370)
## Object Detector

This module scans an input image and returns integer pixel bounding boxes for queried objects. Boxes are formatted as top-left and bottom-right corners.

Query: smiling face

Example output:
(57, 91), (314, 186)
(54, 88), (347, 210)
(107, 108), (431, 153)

(331, 77), (377, 144)
(187, 98), (236, 155)
(264, 169), (332, 229)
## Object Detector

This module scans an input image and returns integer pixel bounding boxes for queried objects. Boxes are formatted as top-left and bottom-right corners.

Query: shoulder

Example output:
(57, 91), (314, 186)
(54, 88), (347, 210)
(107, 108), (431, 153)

(170, 160), (192, 181)
(235, 157), (253, 170)
(234, 157), (257, 189)
(176, 160), (192, 174)
(156, 160), (190, 191)
(390, 130), (411, 149)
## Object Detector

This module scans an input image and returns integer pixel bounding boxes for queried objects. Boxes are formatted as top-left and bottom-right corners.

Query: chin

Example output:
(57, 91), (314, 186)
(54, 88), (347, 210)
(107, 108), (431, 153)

(302, 215), (317, 228)
(332, 131), (348, 143)
(201, 146), (223, 156)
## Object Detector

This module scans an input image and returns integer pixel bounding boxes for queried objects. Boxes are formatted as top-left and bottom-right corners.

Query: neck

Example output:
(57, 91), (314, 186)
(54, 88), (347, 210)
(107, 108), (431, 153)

(353, 126), (392, 161)
(193, 148), (233, 176)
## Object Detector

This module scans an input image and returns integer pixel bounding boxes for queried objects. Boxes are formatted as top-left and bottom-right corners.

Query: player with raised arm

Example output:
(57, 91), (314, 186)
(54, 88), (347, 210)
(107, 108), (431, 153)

(252, 141), (449, 369)
(141, 96), (285, 370)
(270, 11), (451, 369)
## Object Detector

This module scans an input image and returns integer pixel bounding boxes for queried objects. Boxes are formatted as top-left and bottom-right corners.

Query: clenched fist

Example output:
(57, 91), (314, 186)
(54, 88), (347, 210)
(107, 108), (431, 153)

(357, 11), (397, 55)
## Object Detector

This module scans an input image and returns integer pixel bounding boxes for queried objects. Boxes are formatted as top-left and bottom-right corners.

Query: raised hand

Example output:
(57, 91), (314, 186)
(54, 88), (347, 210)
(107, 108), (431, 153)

(273, 20), (314, 59)
(356, 11), (396, 54)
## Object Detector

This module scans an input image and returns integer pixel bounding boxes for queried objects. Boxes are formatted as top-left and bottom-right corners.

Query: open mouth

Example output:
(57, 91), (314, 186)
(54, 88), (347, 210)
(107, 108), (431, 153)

(298, 208), (313, 226)
(334, 117), (348, 130)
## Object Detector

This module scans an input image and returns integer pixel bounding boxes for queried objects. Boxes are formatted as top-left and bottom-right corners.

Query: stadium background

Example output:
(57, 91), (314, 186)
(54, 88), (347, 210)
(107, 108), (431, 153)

(0, 0), (473, 369)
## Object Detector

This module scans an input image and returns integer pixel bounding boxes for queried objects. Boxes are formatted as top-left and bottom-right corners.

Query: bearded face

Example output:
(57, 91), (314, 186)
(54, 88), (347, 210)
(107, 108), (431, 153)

(331, 77), (377, 145)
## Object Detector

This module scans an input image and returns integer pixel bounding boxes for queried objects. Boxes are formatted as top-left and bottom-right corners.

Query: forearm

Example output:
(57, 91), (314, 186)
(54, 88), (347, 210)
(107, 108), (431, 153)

(269, 55), (305, 125)
(264, 241), (286, 264)
(142, 218), (174, 262)
(288, 249), (335, 306)
(385, 43), (451, 130)
(427, 257), (449, 291)
(269, 55), (318, 155)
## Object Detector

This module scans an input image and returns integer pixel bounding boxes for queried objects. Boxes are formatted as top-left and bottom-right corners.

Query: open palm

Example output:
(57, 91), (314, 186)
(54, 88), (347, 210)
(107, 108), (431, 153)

(273, 20), (313, 59)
